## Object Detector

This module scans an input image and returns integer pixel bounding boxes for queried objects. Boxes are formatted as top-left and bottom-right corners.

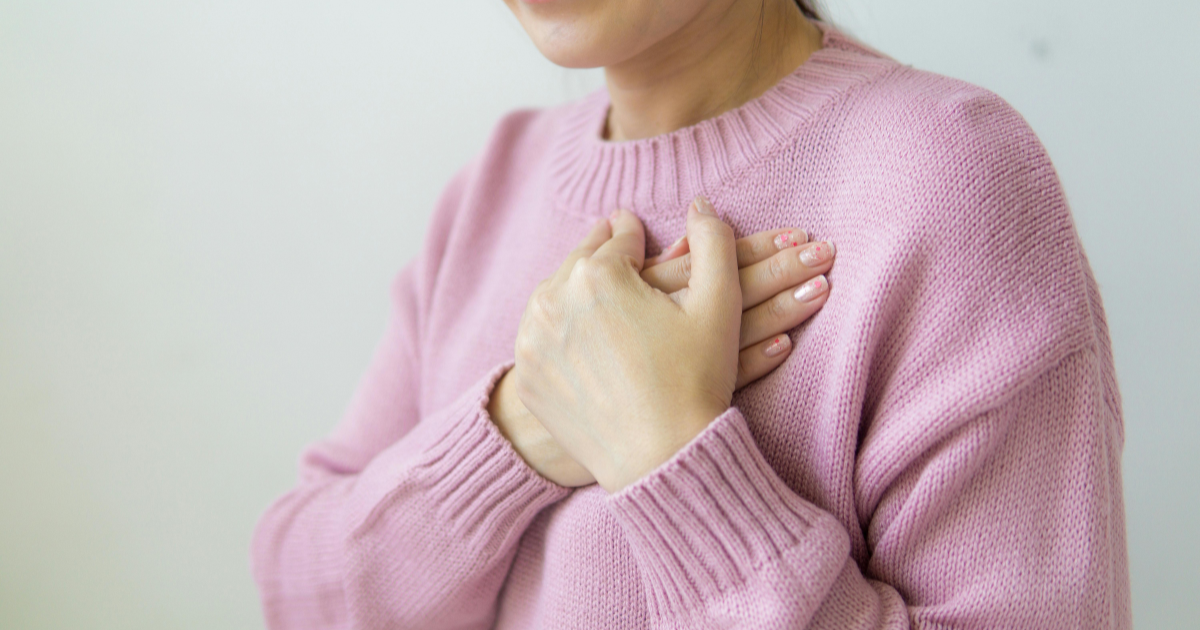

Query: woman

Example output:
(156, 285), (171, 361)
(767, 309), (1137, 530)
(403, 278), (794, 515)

(251, 1), (1131, 628)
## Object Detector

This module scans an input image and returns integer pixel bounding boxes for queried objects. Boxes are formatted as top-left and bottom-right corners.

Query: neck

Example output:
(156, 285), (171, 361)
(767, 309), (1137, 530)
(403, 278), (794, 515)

(601, 0), (823, 142)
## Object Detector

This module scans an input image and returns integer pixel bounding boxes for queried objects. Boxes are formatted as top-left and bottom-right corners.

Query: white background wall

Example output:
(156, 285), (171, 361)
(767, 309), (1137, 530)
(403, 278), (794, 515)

(1, 1), (1195, 628)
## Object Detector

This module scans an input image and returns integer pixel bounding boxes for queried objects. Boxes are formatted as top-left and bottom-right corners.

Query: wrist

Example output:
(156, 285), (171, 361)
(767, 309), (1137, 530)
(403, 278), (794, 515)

(487, 369), (538, 449)
(598, 403), (725, 494)
(488, 369), (596, 487)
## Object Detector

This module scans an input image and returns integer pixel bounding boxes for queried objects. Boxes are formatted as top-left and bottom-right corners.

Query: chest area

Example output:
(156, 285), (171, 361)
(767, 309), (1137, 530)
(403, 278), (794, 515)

(493, 486), (650, 629)
(418, 205), (597, 414)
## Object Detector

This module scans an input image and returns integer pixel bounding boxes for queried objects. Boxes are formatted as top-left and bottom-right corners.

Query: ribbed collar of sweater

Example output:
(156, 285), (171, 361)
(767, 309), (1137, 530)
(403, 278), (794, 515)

(546, 22), (896, 219)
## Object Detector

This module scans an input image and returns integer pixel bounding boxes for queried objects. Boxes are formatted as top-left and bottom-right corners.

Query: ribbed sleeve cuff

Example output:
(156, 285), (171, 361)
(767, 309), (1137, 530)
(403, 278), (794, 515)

(401, 362), (572, 552)
(605, 407), (849, 624)
(342, 362), (571, 568)
(336, 364), (573, 625)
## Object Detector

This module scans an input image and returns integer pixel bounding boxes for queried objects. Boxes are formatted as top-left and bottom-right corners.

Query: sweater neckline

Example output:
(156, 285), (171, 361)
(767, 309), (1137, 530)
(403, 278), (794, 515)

(547, 22), (894, 219)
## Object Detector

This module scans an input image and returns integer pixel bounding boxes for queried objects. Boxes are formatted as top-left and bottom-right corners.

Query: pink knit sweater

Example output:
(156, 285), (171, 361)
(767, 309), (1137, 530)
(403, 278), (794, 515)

(250, 24), (1130, 629)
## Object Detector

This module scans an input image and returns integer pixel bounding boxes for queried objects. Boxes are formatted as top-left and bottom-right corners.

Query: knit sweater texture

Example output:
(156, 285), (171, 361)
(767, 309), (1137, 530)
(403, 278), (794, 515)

(250, 23), (1131, 630)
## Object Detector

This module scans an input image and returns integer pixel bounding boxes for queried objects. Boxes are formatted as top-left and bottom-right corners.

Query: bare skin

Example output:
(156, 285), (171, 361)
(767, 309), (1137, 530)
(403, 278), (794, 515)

(490, 209), (835, 487)
(502, 0), (825, 141)
(491, 0), (831, 489)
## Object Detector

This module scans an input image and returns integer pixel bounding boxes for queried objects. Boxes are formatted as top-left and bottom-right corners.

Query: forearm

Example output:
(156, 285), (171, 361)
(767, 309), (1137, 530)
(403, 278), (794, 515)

(252, 365), (571, 630)
(605, 348), (1129, 629)
(487, 366), (597, 488)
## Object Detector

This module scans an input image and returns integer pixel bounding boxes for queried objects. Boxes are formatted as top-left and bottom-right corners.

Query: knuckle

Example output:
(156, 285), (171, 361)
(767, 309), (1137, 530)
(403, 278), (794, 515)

(680, 255), (692, 281)
(569, 261), (602, 294)
(740, 236), (767, 262)
(693, 221), (729, 239)
(767, 253), (790, 282)
(573, 257), (609, 284)
(530, 289), (556, 319)
(766, 292), (792, 320)
(568, 257), (617, 308)
(716, 221), (736, 240)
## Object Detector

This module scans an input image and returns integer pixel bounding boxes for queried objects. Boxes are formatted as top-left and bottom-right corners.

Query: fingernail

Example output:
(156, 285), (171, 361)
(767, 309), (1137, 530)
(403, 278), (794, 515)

(793, 274), (829, 302)
(763, 335), (791, 358)
(668, 235), (686, 251)
(798, 241), (835, 266)
(694, 195), (717, 216)
(774, 229), (808, 250)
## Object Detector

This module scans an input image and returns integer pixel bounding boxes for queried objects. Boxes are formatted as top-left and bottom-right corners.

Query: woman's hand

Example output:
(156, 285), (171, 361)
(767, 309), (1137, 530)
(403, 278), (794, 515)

(641, 227), (836, 387)
(488, 202), (836, 489)
(488, 368), (599, 487)
(511, 198), (747, 494)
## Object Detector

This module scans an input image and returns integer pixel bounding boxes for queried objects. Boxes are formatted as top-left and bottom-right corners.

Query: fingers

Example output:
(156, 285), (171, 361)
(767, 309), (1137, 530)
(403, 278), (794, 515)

(736, 228), (809, 267)
(641, 248), (692, 294)
(738, 274), (830, 349)
(642, 227), (807, 294)
(735, 335), (793, 389)
(593, 208), (647, 271)
(645, 235), (689, 268)
(739, 240), (836, 309)
(681, 196), (740, 314)
(553, 217), (613, 283)
(646, 235), (834, 306)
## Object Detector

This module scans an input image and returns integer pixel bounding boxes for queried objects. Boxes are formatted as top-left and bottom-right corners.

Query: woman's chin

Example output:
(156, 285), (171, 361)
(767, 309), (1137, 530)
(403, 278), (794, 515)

(522, 25), (628, 69)
(531, 40), (614, 70)
(506, 0), (667, 69)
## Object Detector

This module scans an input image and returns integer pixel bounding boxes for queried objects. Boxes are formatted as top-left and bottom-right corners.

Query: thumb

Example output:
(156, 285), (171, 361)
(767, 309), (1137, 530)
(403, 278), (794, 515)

(683, 196), (741, 317)
(594, 208), (647, 272)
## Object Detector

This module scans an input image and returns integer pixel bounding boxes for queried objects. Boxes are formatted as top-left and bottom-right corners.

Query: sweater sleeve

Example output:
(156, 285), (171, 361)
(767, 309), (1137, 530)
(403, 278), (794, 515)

(605, 343), (1128, 629)
(251, 361), (569, 630)
(249, 158), (572, 629)
(604, 90), (1129, 628)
